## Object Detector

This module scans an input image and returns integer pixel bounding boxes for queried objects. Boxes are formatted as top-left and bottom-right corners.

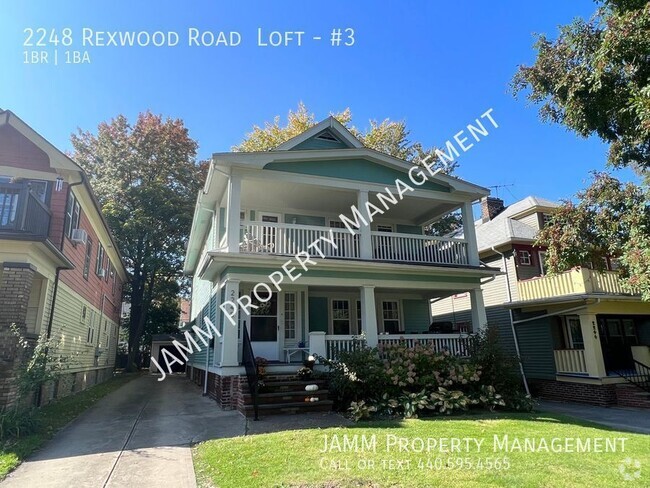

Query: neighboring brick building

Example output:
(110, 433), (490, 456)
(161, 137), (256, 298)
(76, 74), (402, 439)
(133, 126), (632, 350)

(0, 110), (128, 406)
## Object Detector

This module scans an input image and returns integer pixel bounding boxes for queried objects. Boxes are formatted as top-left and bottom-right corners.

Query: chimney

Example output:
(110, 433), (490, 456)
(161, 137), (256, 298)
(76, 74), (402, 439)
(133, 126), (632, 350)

(481, 197), (504, 222)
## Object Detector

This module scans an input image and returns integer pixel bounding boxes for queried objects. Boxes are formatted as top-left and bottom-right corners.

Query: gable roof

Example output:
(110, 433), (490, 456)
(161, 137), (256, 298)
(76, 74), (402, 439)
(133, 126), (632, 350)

(452, 195), (559, 252)
(274, 116), (364, 151)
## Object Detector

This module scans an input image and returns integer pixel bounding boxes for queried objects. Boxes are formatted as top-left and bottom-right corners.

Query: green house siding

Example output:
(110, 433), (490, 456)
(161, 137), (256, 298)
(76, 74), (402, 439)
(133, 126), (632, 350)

(308, 297), (328, 332)
(263, 159), (449, 192)
(284, 213), (326, 226)
(396, 224), (422, 235)
(218, 207), (226, 242)
(517, 317), (557, 380)
(402, 299), (430, 332)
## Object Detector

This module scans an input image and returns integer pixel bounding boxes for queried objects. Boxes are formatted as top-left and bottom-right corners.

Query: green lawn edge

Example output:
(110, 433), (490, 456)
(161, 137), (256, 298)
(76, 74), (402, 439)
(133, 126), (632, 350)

(193, 411), (650, 488)
(0, 372), (140, 479)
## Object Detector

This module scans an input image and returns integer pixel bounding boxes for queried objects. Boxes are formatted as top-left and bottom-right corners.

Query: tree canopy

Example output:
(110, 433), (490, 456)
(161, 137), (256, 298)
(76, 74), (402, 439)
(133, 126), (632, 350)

(512, 0), (650, 169)
(71, 112), (203, 369)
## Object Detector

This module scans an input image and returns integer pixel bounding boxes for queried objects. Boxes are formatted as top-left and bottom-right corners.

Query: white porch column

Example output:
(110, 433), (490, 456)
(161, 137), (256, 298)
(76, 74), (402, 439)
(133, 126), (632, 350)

(358, 190), (372, 259)
(226, 174), (242, 253)
(461, 201), (480, 266)
(220, 279), (240, 366)
(360, 285), (378, 346)
(579, 313), (606, 378)
(469, 288), (488, 331)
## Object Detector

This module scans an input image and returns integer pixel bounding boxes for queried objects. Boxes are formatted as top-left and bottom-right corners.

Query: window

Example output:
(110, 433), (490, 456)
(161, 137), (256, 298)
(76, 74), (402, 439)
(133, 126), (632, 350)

(87, 310), (95, 343)
(541, 213), (553, 227)
(110, 265), (116, 294)
(356, 300), (362, 334)
(518, 250), (532, 266)
(284, 292), (296, 340)
(83, 238), (93, 280)
(65, 193), (81, 238)
(382, 301), (400, 334)
(538, 251), (547, 276)
(332, 300), (350, 334)
(96, 244), (105, 276)
(564, 317), (584, 349)
(27, 180), (48, 204)
(376, 225), (393, 233)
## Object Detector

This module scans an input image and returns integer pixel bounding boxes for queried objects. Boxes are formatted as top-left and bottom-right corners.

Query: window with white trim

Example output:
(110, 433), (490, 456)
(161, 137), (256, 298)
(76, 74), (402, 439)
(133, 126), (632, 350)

(382, 301), (400, 334)
(356, 300), (362, 334)
(538, 251), (547, 275)
(564, 316), (584, 349)
(65, 193), (81, 238)
(284, 292), (296, 340)
(518, 250), (532, 266)
(332, 300), (351, 334)
(96, 243), (106, 277)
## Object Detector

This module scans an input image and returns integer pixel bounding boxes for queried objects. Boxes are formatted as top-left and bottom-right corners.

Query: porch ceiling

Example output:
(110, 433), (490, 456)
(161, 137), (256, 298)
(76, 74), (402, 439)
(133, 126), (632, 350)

(240, 179), (460, 225)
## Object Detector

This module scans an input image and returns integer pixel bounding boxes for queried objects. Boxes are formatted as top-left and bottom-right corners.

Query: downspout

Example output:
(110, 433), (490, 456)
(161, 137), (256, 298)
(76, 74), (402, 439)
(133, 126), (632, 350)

(491, 246), (530, 395)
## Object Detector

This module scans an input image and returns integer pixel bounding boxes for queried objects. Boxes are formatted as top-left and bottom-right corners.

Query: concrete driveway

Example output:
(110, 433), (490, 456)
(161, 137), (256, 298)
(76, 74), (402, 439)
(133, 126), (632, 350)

(1, 375), (246, 488)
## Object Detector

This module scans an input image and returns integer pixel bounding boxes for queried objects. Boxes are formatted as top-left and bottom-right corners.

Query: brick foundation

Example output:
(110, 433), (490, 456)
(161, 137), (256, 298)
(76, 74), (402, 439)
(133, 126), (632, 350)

(0, 263), (36, 407)
(615, 384), (650, 409)
(187, 367), (244, 410)
(530, 379), (618, 406)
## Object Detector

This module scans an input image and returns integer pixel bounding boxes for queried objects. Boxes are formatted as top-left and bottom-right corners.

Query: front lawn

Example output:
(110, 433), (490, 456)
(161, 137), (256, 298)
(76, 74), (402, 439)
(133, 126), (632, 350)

(193, 413), (650, 487)
(0, 372), (139, 478)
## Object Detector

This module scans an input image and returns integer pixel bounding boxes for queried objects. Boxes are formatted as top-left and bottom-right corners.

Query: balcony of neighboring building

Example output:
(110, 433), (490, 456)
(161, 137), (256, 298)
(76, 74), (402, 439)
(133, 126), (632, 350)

(0, 181), (51, 240)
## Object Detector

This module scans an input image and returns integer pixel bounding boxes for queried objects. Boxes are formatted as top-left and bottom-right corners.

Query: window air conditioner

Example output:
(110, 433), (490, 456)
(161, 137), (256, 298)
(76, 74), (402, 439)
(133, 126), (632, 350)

(71, 228), (88, 245)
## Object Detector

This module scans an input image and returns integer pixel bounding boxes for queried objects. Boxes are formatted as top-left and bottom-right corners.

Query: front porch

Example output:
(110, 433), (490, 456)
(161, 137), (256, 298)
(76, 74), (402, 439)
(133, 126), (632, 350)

(205, 276), (490, 369)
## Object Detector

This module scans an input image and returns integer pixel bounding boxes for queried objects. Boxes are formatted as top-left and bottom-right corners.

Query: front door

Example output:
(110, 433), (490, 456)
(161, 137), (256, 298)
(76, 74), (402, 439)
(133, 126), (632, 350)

(599, 317), (638, 372)
(249, 292), (279, 360)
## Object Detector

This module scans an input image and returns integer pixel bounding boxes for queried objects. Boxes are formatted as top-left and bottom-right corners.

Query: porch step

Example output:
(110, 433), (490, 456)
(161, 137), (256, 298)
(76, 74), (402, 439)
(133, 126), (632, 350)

(243, 399), (334, 417)
(242, 378), (328, 393)
(615, 384), (650, 409)
(243, 389), (330, 405)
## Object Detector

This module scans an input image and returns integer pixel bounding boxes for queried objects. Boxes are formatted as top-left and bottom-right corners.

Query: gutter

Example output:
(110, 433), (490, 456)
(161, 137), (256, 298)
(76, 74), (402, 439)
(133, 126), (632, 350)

(491, 246), (530, 395)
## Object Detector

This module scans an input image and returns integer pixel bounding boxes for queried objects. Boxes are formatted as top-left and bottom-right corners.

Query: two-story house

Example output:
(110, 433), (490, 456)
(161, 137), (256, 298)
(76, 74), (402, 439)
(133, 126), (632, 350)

(0, 110), (127, 406)
(183, 117), (499, 410)
(431, 196), (650, 407)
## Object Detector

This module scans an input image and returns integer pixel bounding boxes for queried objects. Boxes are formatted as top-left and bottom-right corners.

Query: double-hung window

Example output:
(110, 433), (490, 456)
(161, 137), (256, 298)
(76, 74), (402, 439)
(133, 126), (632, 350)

(332, 300), (351, 334)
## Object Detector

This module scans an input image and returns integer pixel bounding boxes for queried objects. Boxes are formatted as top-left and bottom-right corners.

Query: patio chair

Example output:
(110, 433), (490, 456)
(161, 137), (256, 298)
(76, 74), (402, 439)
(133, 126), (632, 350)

(239, 232), (275, 253)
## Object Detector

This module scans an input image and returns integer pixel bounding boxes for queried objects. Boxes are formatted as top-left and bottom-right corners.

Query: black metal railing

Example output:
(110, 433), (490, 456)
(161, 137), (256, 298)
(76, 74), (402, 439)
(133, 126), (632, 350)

(241, 322), (259, 420)
(0, 182), (51, 238)
(614, 359), (650, 393)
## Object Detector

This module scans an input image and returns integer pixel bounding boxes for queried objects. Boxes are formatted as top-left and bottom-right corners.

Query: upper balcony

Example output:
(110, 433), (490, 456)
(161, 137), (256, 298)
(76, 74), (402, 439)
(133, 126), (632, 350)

(0, 182), (51, 239)
(517, 267), (633, 302)
(239, 220), (469, 265)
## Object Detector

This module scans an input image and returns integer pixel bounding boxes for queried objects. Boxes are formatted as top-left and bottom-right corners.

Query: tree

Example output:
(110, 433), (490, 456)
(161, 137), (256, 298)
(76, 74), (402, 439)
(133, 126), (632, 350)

(235, 103), (461, 235)
(71, 112), (203, 370)
(512, 0), (650, 169)
(536, 172), (650, 300)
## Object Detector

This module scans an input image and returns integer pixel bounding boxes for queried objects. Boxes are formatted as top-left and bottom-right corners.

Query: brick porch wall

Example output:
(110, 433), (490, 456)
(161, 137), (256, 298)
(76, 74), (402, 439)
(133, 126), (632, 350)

(0, 263), (36, 407)
(187, 368), (243, 410)
(530, 379), (618, 406)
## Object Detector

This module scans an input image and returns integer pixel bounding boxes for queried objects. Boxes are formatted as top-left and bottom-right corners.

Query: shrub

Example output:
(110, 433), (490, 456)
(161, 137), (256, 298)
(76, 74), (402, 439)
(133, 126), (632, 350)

(429, 387), (470, 415)
(348, 400), (377, 422)
(0, 407), (39, 441)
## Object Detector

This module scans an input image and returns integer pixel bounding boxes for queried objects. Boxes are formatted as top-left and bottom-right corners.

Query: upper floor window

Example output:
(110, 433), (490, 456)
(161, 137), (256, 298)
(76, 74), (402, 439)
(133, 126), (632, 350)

(538, 251), (547, 275)
(27, 180), (48, 204)
(376, 225), (393, 233)
(83, 238), (93, 280)
(541, 213), (553, 228)
(96, 243), (106, 277)
(110, 265), (117, 294)
(65, 193), (81, 238)
(518, 250), (532, 266)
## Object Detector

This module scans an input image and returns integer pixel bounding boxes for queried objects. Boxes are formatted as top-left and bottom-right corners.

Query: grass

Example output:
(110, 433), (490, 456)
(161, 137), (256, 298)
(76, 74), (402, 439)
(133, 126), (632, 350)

(0, 372), (139, 478)
(193, 412), (650, 488)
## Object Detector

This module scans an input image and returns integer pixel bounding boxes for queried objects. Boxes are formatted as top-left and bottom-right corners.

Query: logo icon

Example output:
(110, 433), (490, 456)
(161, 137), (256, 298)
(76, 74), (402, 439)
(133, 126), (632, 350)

(619, 458), (641, 481)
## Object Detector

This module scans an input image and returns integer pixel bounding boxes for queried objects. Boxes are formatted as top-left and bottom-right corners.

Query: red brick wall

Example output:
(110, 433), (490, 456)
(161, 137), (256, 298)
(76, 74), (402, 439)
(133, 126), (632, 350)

(59, 205), (123, 323)
(530, 379), (618, 406)
(0, 125), (53, 173)
(615, 384), (650, 409)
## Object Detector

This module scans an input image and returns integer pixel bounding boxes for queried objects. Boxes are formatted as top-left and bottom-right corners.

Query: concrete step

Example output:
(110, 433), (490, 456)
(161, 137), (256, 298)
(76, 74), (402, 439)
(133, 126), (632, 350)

(242, 379), (328, 393)
(242, 399), (334, 417)
(242, 390), (329, 405)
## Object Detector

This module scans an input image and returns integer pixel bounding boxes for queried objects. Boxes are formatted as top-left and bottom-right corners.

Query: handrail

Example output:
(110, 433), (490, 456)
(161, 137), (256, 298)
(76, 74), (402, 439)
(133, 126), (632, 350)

(241, 322), (260, 420)
(370, 230), (468, 243)
(241, 220), (359, 234)
(613, 359), (650, 393)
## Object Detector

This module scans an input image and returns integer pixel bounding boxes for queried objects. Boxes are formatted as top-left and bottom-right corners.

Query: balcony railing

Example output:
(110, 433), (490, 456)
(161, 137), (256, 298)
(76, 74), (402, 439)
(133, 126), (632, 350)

(239, 221), (468, 265)
(321, 333), (471, 360)
(518, 267), (632, 301)
(554, 349), (588, 375)
(0, 183), (51, 238)
(371, 232), (468, 265)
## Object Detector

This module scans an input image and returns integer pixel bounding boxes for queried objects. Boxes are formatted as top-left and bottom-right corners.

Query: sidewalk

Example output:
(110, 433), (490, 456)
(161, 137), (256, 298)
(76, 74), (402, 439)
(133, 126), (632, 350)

(538, 400), (650, 434)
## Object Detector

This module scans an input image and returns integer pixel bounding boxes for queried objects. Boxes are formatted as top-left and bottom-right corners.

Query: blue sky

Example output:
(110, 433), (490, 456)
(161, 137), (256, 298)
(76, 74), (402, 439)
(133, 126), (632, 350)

(0, 0), (636, 206)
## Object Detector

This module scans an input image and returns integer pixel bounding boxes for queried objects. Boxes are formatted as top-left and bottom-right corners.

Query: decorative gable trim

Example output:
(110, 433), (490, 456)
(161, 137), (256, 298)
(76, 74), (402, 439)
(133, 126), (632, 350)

(274, 116), (363, 151)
